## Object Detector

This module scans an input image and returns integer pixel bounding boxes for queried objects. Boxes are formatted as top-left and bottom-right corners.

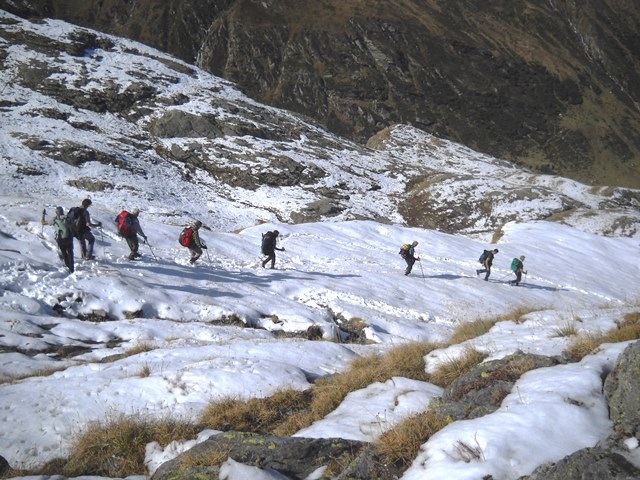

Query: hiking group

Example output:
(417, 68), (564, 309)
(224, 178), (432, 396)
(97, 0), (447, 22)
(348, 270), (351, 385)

(43, 200), (525, 284)
(401, 241), (527, 285)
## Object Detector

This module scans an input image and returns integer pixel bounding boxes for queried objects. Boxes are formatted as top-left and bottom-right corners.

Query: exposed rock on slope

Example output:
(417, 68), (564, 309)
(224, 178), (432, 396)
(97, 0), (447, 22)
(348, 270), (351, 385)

(4, 0), (640, 187)
(1, 12), (639, 238)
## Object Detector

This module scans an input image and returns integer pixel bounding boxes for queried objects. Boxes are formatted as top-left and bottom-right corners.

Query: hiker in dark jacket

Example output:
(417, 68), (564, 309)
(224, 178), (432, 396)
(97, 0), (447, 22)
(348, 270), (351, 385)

(42, 206), (74, 273)
(123, 208), (147, 260)
(476, 248), (499, 281)
(261, 230), (285, 269)
(77, 198), (102, 260)
(186, 221), (206, 264)
(402, 241), (420, 276)
(509, 255), (527, 286)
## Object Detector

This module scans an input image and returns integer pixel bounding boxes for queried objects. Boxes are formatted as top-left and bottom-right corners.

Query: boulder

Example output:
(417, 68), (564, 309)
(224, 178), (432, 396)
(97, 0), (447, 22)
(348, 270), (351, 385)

(603, 340), (640, 438)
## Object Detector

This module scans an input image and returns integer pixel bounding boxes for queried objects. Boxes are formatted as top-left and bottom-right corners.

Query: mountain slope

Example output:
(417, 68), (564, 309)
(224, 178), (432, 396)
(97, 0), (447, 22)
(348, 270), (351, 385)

(3, 0), (640, 187)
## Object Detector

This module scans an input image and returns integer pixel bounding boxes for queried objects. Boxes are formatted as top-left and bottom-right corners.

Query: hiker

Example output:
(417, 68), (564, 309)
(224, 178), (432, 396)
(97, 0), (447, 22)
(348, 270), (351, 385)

(42, 206), (74, 273)
(509, 255), (527, 286)
(115, 208), (147, 260)
(70, 198), (102, 260)
(261, 230), (285, 269)
(180, 220), (207, 264)
(400, 241), (420, 276)
(476, 248), (499, 281)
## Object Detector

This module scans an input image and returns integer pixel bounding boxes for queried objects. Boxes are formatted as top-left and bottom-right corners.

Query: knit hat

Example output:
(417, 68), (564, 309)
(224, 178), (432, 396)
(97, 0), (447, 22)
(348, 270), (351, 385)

(131, 208), (140, 215)
(194, 220), (202, 228)
(81, 198), (92, 207)
(55, 206), (64, 215)
(520, 255), (526, 260)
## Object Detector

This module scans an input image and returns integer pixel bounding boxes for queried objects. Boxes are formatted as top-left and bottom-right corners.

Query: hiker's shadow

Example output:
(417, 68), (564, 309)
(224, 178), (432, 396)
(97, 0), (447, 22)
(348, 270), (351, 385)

(424, 274), (467, 280)
(517, 283), (566, 292)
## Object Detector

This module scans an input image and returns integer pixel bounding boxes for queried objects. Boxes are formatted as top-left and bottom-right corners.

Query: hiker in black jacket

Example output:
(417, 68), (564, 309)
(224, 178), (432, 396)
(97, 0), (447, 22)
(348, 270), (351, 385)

(401, 241), (420, 276)
(477, 248), (499, 281)
(261, 230), (285, 269)
(77, 198), (102, 260)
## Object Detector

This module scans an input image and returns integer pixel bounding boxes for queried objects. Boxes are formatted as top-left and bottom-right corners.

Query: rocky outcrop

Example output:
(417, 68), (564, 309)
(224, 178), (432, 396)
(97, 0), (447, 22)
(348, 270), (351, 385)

(151, 431), (403, 480)
(522, 447), (640, 480)
(439, 353), (560, 421)
(6, 0), (640, 187)
(603, 340), (640, 439)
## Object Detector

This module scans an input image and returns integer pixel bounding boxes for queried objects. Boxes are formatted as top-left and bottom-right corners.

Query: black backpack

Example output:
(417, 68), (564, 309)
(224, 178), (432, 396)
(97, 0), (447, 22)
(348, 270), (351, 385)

(261, 231), (274, 255)
(66, 207), (85, 238)
(479, 250), (489, 265)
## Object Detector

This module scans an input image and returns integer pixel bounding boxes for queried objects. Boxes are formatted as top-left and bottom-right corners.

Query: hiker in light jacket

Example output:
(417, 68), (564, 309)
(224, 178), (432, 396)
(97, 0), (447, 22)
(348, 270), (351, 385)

(509, 255), (527, 286)
(42, 206), (74, 273)
(124, 208), (147, 260)
(476, 248), (499, 281)
(187, 221), (207, 264)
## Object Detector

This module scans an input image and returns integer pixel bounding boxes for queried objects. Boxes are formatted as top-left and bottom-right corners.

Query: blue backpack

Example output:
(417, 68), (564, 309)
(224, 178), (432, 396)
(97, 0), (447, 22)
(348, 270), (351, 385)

(479, 250), (489, 265)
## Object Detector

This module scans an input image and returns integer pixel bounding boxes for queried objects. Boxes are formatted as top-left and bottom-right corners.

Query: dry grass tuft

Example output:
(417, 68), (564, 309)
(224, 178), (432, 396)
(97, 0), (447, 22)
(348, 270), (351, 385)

(429, 348), (488, 388)
(377, 406), (449, 466)
(567, 312), (640, 361)
(449, 319), (497, 344)
(551, 321), (578, 338)
(494, 306), (540, 324)
(199, 389), (312, 435)
(62, 414), (197, 477)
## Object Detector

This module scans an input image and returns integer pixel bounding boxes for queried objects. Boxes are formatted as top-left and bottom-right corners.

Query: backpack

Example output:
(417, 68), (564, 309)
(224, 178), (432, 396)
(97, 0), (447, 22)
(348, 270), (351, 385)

(399, 244), (411, 257)
(261, 231), (274, 255)
(66, 207), (85, 238)
(511, 258), (521, 273)
(53, 215), (72, 241)
(179, 227), (194, 247)
(479, 250), (489, 265)
(115, 210), (133, 237)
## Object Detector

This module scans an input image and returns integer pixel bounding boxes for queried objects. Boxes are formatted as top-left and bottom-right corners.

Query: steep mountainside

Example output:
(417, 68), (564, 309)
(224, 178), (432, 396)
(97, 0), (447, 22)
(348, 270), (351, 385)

(3, 0), (640, 188)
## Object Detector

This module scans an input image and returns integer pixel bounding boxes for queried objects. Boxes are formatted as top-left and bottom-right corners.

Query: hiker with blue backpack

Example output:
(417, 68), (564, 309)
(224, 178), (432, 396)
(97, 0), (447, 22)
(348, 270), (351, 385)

(399, 241), (420, 276)
(115, 208), (147, 260)
(179, 220), (207, 264)
(42, 206), (74, 273)
(67, 198), (102, 261)
(509, 255), (527, 286)
(476, 248), (499, 281)
(261, 230), (285, 269)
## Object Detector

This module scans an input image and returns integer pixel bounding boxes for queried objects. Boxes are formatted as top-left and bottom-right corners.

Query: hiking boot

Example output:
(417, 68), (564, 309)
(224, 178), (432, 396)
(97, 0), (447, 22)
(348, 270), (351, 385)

(189, 258), (196, 264)
(476, 270), (481, 276)
(84, 255), (96, 261)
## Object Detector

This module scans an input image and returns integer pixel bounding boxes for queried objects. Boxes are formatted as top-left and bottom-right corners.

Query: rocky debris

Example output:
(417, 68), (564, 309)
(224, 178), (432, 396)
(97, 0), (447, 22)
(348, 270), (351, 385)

(14, 0), (640, 187)
(603, 340), (640, 439)
(439, 353), (560, 421)
(521, 447), (640, 480)
(151, 431), (403, 480)
(0, 455), (9, 476)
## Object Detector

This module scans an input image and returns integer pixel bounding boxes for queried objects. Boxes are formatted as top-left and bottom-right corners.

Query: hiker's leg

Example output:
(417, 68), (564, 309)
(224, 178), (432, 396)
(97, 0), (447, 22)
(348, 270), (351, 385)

(65, 240), (74, 273)
(515, 271), (522, 285)
(405, 257), (414, 275)
(126, 236), (139, 260)
(262, 252), (275, 268)
(484, 268), (491, 281)
(85, 231), (95, 258)
(189, 246), (202, 263)
(78, 237), (87, 258)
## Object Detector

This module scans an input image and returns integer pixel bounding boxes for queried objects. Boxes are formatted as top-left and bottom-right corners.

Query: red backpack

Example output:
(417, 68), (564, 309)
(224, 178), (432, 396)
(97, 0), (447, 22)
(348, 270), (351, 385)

(179, 227), (194, 247)
(115, 211), (133, 237)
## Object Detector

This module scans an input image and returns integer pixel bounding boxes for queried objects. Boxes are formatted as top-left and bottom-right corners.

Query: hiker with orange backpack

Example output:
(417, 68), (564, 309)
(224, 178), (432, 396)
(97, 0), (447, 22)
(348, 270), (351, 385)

(115, 208), (147, 260)
(179, 221), (207, 264)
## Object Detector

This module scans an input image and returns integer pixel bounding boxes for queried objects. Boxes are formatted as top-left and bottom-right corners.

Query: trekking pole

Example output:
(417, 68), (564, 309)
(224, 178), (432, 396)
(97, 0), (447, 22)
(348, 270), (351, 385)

(418, 259), (426, 283)
(145, 240), (159, 262)
(205, 247), (212, 264)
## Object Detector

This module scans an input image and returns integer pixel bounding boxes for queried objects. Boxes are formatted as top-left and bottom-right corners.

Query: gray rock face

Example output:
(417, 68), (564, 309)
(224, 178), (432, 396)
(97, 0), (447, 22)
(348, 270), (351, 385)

(440, 353), (560, 421)
(8, 0), (640, 188)
(151, 431), (402, 480)
(603, 340), (640, 439)
(0, 455), (9, 476)
(522, 447), (640, 480)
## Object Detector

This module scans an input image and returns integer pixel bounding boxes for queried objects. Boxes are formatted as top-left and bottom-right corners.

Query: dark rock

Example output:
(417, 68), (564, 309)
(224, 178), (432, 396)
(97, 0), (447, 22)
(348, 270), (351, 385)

(440, 353), (559, 421)
(151, 431), (402, 480)
(522, 447), (640, 480)
(0, 455), (9, 476)
(603, 340), (640, 438)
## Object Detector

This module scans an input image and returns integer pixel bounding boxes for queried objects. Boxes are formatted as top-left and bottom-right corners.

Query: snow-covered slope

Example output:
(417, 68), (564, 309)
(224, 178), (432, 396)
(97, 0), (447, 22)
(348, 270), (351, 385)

(1, 10), (639, 480)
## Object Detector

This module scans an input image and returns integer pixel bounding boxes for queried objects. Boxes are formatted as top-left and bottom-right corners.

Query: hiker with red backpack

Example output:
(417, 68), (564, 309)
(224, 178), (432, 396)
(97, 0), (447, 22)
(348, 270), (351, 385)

(179, 221), (207, 264)
(67, 198), (102, 260)
(399, 241), (420, 276)
(115, 208), (147, 260)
